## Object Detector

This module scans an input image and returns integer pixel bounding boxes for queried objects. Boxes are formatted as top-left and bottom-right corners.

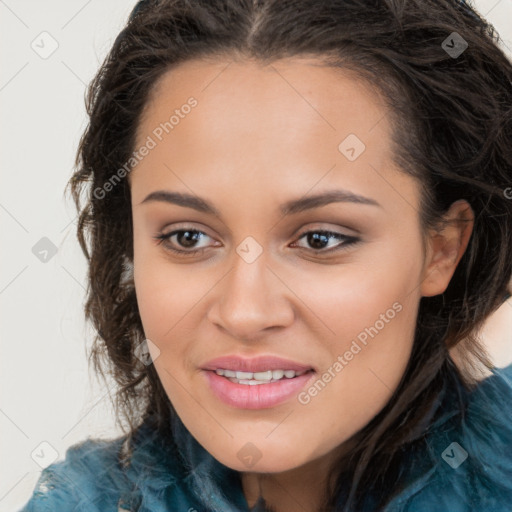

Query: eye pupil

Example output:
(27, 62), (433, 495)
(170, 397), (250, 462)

(308, 232), (329, 249)
(178, 230), (201, 248)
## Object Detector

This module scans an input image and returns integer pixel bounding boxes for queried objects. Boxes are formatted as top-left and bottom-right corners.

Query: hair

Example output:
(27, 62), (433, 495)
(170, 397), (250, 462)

(66, 0), (512, 510)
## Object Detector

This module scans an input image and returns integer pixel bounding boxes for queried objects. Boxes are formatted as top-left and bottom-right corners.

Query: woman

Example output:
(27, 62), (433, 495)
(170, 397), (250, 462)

(19, 0), (512, 510)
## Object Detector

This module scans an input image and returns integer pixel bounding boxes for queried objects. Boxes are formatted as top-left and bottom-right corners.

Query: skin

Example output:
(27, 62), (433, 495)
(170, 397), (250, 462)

(128, 57), (474, 512)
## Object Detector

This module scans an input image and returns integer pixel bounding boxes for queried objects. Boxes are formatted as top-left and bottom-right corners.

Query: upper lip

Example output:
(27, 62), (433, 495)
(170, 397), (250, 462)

(202, 355), (315, 373)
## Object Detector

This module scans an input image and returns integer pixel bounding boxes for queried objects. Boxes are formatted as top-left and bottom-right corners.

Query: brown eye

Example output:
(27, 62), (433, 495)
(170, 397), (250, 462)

(153, 228), (214, 255)
(292, 230), (359, 253)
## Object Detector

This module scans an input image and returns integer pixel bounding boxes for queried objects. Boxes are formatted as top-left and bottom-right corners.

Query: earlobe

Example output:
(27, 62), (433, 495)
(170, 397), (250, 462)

(420, 200), (474, 298)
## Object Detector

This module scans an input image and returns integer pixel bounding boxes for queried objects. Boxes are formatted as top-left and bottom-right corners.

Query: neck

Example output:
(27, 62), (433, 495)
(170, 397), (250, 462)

(241, 439), (355, 512)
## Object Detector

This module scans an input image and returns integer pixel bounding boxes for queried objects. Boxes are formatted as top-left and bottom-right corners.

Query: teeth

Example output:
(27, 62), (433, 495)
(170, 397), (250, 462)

(214, 368), (308, 384)
(238, 379), (267, 385)
(253, 370), (273, 381)
(272, 369), (284, 380)
(236, 371), (253, 380)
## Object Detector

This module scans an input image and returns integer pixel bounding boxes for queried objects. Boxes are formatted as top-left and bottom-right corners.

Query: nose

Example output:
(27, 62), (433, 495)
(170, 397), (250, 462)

(206, 248), (295, 341)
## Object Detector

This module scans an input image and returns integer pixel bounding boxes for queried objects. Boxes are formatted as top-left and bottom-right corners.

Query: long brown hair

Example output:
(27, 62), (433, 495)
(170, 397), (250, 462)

(67, 0), (512, 509)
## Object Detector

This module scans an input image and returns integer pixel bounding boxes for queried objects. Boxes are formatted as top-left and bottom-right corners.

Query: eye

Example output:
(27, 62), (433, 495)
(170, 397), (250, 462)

(291, 230), (359, 253)
(153, 228), (217, 255)
(153, 227), (360, 257)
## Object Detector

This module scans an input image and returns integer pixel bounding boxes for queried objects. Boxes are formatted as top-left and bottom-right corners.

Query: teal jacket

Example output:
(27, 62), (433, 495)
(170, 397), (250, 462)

(19, 362), (512, 511)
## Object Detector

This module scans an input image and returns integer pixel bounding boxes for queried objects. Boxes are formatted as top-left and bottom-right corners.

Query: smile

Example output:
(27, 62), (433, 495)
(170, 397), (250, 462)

(214, 368), (308, 384)
(203, 369), (316, 409)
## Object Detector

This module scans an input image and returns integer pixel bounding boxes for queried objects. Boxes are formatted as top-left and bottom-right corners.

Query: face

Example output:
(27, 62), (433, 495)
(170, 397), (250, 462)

(129, 57), (427, 473)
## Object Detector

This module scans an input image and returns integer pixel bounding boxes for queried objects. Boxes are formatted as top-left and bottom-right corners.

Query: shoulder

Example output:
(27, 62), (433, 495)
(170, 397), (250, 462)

(17, 434), (129, 512)
(18, 412), (248, 512)
(17, 422), (203, 512)
(387, 363), (512, 512)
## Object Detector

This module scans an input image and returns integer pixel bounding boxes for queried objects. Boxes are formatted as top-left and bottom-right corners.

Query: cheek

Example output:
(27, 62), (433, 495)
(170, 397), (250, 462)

(292, 241), (421, 435)
(133, 244), (209, 341)
(294, 305), (417, 460)
(284, 235), (422, 345)
(133, 259), (202, 403)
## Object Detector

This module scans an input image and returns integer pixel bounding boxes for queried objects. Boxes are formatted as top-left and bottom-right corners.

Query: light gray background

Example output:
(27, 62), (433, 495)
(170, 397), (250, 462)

(1, 1), (511, 510)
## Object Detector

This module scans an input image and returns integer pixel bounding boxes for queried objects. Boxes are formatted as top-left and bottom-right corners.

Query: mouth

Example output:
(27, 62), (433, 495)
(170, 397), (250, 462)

(201, 354), (315, 374)
(202, 367), (315, 410)
(201, 354), (317, 409)
(213, 368), (312, 385)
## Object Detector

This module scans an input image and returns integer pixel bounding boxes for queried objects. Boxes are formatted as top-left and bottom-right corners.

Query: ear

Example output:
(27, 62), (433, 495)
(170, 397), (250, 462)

(420, 199), (474, 297)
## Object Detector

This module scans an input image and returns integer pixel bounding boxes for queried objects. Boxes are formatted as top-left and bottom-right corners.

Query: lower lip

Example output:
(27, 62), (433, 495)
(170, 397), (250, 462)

(203, 370), (316, 409)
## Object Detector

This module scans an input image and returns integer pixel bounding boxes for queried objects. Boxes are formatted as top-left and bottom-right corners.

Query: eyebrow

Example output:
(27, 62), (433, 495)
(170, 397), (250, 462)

(139, 189), (381, 215)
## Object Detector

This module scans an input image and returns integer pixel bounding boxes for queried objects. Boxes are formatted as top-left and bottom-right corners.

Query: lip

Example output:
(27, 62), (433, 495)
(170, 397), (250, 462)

(203, 369), (316, 409)
(201, 355), (315, 373)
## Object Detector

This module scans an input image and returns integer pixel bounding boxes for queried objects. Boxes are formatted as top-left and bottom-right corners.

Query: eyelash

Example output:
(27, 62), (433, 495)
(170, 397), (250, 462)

(153, 227), (360, 256)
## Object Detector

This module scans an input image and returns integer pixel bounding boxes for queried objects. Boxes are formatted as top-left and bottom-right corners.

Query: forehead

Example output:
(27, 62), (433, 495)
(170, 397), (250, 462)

(129, 56), (418, 218)
(137, 56), (390, 146)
